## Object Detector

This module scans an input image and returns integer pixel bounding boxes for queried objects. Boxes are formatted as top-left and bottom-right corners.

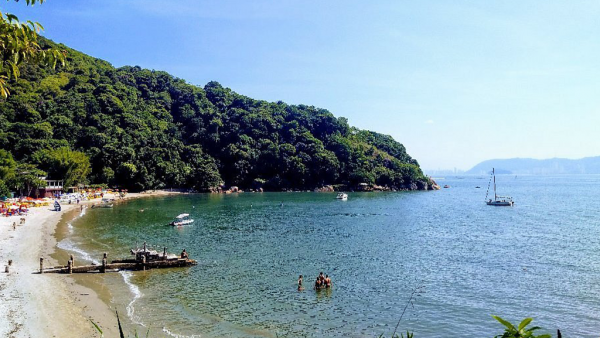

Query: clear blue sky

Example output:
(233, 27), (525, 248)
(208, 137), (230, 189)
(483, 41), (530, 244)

(3, 0), (600, 170)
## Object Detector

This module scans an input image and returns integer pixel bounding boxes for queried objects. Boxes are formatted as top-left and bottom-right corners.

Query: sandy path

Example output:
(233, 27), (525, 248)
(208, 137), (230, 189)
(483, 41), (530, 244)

(0, 190), (180, 337)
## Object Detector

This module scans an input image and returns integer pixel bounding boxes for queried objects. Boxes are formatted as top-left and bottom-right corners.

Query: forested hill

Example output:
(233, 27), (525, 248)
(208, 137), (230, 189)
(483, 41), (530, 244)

(0, 38), (435, 192)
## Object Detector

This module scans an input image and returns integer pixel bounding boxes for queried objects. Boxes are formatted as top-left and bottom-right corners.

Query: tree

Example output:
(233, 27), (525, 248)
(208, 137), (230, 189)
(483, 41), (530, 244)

(184, 146), (222, 191)
(0, 149), (17, 180)
(9, 163), (45, 196)
(0, 179), (9, 198)
(32, 147), (91, 188)
(0, 0), (65, 97)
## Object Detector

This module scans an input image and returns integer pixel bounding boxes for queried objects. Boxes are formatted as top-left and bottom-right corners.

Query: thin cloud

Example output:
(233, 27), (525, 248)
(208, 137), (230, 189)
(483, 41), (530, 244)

(425, 119), (434, 124)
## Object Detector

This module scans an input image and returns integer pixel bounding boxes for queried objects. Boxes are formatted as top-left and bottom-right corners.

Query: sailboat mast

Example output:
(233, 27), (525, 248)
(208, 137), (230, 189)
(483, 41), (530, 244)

(493, 168), (497, 200)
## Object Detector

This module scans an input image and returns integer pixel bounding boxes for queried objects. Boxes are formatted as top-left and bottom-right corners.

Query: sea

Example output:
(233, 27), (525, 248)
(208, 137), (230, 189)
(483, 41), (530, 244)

(54, 175), (600, 337)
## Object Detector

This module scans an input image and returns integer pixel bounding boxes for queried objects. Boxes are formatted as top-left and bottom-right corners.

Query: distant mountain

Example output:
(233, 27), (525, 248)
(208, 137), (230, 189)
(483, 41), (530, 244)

(467, 157), (600, 175)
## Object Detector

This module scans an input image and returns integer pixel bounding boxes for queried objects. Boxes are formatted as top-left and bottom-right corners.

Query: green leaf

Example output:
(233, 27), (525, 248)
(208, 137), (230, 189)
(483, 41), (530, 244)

(518, 317), (533, 331)
(492, 315), (515, 331)
(6, 13), (18, 23)
(89, 319), (104, 337)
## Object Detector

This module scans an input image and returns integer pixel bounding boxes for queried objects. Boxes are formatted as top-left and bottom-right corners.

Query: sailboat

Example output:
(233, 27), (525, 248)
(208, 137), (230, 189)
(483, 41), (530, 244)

(485, 168), (514, 206)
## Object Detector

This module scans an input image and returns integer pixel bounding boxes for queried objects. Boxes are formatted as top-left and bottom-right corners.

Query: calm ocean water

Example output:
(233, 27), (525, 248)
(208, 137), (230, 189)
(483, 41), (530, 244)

(60, 175), (600, 337)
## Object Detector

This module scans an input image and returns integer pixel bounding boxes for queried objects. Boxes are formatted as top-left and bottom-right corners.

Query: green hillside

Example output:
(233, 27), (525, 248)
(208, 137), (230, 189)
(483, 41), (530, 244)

(0, 38), (435, 192)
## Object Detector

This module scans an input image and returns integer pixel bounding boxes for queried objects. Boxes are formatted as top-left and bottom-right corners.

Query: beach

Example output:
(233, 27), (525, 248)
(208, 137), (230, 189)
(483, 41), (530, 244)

(0, 191), (178, 338)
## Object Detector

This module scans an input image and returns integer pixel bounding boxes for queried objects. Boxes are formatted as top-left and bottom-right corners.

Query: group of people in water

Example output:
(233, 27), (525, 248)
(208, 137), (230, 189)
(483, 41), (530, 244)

(297, 272), (332, 291)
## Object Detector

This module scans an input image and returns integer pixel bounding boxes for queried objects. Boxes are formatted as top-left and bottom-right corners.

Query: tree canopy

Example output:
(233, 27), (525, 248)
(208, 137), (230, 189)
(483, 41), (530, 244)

(0, 37), (434, 192)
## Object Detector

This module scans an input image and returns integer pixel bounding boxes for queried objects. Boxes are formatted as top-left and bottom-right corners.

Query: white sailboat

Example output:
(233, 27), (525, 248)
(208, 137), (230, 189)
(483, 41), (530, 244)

(485, 168), (514, 206)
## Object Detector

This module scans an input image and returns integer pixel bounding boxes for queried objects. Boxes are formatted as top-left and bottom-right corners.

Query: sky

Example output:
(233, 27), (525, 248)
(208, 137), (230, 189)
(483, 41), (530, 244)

(3, 0), (600, 170)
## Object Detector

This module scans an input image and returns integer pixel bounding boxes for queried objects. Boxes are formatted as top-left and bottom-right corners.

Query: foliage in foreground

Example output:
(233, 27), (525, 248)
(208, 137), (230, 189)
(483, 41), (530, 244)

(0, 0), (65, 98)
(96, 313), (555, 338)
(378, 316), (553, 338)
(91, 310), (148, 338)
(492, 316), (552, 338)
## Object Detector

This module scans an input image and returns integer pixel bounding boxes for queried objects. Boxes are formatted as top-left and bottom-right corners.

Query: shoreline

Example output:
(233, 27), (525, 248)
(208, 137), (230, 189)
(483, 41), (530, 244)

(0, 190), (180, 338)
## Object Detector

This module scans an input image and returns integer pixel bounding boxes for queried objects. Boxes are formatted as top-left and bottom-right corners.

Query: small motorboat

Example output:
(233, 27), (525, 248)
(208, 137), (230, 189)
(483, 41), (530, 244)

(170, 213), (194, 226)
(443, 185), (450, 188)
(336, 193), (348, 200)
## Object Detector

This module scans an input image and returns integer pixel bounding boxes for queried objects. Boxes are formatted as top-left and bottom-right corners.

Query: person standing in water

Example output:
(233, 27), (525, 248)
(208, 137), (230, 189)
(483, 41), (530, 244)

(298, 275), (304, 291)
(325, 275), (332, 288)
(314, 276), (322, 289)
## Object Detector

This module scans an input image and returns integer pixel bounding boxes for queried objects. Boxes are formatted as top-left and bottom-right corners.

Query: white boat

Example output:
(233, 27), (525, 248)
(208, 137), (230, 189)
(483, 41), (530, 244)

(170, 213), (194, 226)
(485, 168), (514, 206)
(336, 193), (348, 200)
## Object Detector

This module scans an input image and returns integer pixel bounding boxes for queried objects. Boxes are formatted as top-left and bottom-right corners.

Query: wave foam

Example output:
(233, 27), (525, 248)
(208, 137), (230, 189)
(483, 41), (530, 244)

(162, 327), (203, 338)
(119, 271), (144, 326)
(56, 239), (100, 265)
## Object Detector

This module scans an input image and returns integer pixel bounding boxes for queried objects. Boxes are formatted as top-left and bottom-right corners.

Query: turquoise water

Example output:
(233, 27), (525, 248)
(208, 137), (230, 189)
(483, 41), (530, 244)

(63, 175), (600, 337)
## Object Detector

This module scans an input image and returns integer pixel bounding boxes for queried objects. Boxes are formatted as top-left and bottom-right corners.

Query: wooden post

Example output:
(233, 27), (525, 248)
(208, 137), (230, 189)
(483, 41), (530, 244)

(40, 258), (44, 274)
(101, 253), (107, 273)
(142, 254), (146, 271)
(67, 259), (73, 274)
(143, 242), (147, 252)
(70, 254), (75, 268)
(163, 247), (167, 259)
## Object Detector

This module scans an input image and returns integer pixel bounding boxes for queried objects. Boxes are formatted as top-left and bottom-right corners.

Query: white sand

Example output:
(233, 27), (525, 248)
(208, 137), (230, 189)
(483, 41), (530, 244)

(0, 191), (179, 338)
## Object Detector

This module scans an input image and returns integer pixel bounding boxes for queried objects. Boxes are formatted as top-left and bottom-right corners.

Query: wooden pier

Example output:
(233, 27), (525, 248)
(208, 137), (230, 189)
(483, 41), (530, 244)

(39, 244), (197, 274)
